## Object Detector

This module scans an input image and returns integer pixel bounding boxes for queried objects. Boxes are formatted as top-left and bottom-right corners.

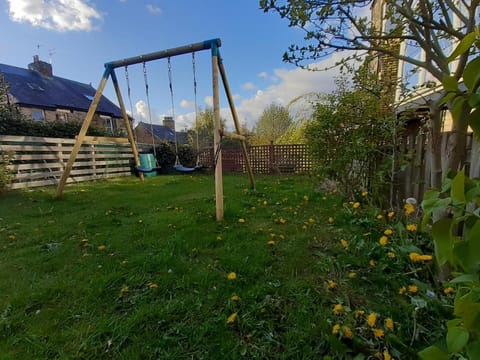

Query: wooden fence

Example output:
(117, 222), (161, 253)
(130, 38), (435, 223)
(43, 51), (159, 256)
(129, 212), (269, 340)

(0, 135), (145, 190)
(397, 131), (480, 202)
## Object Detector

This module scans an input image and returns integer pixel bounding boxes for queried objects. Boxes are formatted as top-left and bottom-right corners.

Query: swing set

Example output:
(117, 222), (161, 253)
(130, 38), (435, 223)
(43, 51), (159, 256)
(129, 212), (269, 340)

(55, 38), (255, 221)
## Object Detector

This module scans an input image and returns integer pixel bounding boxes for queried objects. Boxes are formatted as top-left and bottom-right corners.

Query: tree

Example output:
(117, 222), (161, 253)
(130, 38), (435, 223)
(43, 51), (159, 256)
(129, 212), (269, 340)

(260, 0), (479, 188)
(253, 103), (293, 144)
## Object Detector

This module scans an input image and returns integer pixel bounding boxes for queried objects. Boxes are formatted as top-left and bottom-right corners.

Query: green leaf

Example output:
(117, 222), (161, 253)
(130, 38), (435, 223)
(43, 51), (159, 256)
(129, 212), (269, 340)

(468, 109), (480, 141)
(442, 75), (460, 93)
(438, 91), (458, 107)
(447, 32), (477, 63)
(450, 273), (478, 283)
(432, 218), (454, 265)
(464, 56), (480, 92)
(451, 96), (467, 123)
(467, 340), (480, 359)
(418, 345), (450, 360)
(451, 169), (466, 204)
(468, 92), (480, 108)
(447, 326), (469, 353)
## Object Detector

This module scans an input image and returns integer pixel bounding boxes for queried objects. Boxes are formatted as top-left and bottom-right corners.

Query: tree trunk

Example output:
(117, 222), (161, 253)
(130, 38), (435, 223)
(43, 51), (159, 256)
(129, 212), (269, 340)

(428, 103), (443, 190)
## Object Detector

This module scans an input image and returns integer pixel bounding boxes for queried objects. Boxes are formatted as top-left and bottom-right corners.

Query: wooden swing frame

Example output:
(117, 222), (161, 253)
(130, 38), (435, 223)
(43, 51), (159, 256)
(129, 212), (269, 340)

(54, 38), (255, 221)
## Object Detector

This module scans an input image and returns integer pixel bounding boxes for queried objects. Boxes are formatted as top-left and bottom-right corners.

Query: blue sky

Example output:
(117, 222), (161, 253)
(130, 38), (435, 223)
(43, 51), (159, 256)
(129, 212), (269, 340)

(0, 0), (341, 131)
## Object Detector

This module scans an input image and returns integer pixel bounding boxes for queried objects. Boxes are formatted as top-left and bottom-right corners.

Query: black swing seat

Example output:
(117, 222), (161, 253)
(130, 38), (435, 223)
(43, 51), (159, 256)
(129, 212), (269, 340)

(136, 165), (161, 173)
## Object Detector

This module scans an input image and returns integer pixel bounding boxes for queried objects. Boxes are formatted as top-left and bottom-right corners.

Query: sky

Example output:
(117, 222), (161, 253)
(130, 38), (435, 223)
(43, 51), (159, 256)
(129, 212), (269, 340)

(0, 0), (343, 131)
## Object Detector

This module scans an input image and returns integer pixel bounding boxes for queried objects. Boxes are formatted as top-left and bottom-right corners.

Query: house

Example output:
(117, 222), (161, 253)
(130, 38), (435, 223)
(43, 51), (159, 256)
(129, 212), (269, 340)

(0, 56), (127, 135)
(135, 116), (188, 145)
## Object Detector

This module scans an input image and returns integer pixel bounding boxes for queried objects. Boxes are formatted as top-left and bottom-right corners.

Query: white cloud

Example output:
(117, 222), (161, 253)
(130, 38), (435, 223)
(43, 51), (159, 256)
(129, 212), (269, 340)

(135, 100), (149, 121)
(180, 99), (194, 109)
(242, 82), (256, 91)
(146, 4), (162, 14)
(7, 0), (102, 32)
(204, 96), (213, 107)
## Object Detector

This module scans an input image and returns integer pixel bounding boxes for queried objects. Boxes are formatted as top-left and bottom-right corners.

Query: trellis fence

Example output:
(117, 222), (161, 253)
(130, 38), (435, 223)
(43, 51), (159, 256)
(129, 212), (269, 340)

(0, 135), (149, 190)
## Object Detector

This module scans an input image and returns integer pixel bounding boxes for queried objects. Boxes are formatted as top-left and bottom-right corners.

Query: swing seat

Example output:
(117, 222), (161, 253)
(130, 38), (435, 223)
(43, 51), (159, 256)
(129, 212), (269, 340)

(174, 164), (197, 173)
(136, 165), (161, 173)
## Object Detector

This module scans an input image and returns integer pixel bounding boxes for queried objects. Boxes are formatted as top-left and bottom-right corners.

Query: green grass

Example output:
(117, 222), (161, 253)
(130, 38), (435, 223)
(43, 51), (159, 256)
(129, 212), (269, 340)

(0, 174), (449, 359)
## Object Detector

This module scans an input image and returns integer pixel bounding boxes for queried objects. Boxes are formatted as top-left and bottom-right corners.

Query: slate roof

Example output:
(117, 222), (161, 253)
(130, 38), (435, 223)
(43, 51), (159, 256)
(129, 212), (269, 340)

(0, 63), (122, 118)
(137, 121), (188, 144)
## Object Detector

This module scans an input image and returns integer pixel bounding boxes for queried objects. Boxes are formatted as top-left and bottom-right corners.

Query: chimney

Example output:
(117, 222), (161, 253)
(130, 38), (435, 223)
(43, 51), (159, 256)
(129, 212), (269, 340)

(28, 55), (53, 77)
(163, 116), (175, 130)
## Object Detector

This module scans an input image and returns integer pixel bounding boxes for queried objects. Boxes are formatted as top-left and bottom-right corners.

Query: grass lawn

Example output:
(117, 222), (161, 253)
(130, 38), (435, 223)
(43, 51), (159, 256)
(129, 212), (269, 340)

(0, 174), (450, 359)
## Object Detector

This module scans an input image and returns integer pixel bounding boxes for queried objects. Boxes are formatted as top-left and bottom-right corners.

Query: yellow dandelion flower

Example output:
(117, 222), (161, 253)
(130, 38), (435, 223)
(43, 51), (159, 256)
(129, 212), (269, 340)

(379, 236), (389, 246)
(216, 235), (222, 241)
(332, 324), (341, 334)
(404, 203), (415, 215)
(419, 254), (433, 261)
(384, 229), (393, 236)
(303, 195), (309, 201)
(263, 200), (268, 206)
(353, 202), (361, 209)
(332, 304), (344, 315)
(408, 284), (419, 294)
(227, 312), (238, 324)
(120, 286), (129, 293)
(279, 234), (285, 240)
(343, 326), (353, 339)
(348, 272), (357, 279)
(367, 312), (377, 327)
(279, 218), (287, 224)
(97, 245), (106, 251)
(227, 272), (237, 280)
(238, 218), (246, 223)
(369, 259), (376, 267)
(373, 328), (384, 339)
(355, 310), (365, 319)
(147, 282), (158, 289)
(362, 191), (368, 197)
(409, 252), (422, 262)
(399, 286), (407, 295)
(444, 287), (455, 295)
(267, 240), (276, 247)
(302, 225), (307, 230)
(308, 218), (315, 224)
(376, 214), (384, 220)
(82, 253), (90, 258)
(387, 211), (395, 218)
(328, 280), (337, 289)
(81, 238), (89, 244)
(406, 224), (417, 232)
(328, 217), (335, 224)
(387, 252), (396, 258)
(231, 295), (240, 302)
(383, 349), (392, 360)
(340, 239), (349, 249)
(8, 235), (16, 240)
(385, 317), (394, 331)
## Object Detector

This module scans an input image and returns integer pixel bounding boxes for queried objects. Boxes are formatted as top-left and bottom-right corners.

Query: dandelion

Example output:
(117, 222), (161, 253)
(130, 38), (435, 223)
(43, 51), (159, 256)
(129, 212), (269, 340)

(387, 211), (395, 218)
(353, 202), (361, 209)
(404, 203), (415, 215)
(263, 200), (268, 206)
(387, 252), (396, 258)
(303, 195), (309, 201)
(216, 235), (222, 241)
(332, 304), (344, 315)
(279, 218), (287, 224)
(373, 328), (385, 339)
(348, 272), (357, 279)
(120, 286), (129, 294)
(420, 254), (433, 261)
(367, 312), (377, 327)
(238, 218), (246, 223)
(267, 240), (276, 247)
(227, 312), (238, 324)
(227, 272), (237, 280)
(279, 234), (285, 240)
(328, 280), (337, 289)
(231, 295), (240, 302)
(406, 224), (417, 232)
(328, 217), (335, 224)
(408, 285), (419, 294)
(147, 282), (158, 289)
(362, 191), (368, 197)
(399, 287), (407, 295)
(369, 259), (376, 267)
(444, 287), (455, 295)
(376, 214), (384, 220)
(384, 229), (393, 236)
(138, 219), (143, 224)
(383, 349), (392, 360)
(82, 253), (90, 258)
(385, 317), (394, 331)
(410, 252), (433, 262)
(98, 245), (106, 251)
(379, 236), (389, 246)
(81, 238), (89, 245)
(308, 218), (315, 224)
(8, 235), (15, 240)
(340, 239), (349, 249)
(355, 310), (365, 319)
(343, 326), (353, 339)
(332, 324), (341, 334)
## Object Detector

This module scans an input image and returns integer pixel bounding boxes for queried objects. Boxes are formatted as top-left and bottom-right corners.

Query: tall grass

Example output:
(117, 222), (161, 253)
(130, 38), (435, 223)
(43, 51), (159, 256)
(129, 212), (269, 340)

(0, 174), (447, 359)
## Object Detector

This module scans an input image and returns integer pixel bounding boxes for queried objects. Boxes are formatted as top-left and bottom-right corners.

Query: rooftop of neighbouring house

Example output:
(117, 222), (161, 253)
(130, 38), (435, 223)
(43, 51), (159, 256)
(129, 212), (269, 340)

(0, 56), (122, 118)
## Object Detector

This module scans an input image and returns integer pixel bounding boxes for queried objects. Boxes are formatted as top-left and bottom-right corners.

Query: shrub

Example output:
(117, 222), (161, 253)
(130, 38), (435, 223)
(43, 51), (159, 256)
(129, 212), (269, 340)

(0, 151), (13, 193)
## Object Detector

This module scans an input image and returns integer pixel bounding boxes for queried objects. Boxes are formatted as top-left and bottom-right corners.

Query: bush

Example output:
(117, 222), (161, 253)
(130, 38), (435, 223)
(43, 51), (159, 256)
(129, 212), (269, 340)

(0, 151), (13, 193)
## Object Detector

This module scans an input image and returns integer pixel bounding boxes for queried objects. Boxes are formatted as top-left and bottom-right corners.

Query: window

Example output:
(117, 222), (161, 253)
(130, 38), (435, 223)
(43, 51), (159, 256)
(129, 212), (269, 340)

(31, 109), (45, 121)
(101, 115), (115, 134)
(56, 110), (69, 122)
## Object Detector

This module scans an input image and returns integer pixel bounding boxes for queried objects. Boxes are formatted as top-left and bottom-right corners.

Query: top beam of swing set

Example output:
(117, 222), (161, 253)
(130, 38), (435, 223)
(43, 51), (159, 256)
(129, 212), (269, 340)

(54, 38), (255, 221)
